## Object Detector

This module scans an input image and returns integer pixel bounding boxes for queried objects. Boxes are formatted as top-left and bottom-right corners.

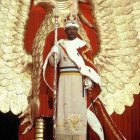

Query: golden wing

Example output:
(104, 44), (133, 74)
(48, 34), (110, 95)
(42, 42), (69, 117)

(19, 0), (80, 133)
(0, 0), (32, 115)
(89, 0), (140, 115)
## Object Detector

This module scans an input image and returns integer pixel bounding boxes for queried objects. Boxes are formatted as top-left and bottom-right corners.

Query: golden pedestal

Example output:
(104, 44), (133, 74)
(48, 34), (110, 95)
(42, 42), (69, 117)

(35, 118), (44, 140)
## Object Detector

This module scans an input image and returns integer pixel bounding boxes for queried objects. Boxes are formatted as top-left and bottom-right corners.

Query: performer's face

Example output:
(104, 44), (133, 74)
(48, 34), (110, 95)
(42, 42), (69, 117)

(65, 26), (78, 40)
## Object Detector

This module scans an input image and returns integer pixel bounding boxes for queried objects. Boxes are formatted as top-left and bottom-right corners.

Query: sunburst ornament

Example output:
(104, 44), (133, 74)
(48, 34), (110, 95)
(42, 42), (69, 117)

(65, 114), (83, 134)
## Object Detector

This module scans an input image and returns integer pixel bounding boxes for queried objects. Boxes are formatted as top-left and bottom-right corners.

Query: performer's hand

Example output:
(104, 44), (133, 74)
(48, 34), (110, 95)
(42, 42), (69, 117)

(49, 45), (60, 65)
(84, 77), (94, 89)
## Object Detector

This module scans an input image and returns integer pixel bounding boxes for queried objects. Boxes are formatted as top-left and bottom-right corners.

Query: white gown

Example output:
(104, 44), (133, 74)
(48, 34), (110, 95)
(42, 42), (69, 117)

(49, 39), (87, 140)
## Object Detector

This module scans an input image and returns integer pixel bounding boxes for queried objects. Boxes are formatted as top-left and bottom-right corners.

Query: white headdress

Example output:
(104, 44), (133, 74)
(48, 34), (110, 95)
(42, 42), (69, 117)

(65, 13), (79, 29)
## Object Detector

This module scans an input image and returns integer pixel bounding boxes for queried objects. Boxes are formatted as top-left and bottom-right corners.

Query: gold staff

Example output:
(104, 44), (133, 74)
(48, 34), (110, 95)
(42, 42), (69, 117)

(53, 8), (59, 140)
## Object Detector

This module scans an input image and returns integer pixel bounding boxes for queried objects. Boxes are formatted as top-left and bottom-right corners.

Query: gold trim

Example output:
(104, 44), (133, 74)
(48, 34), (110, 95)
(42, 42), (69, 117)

(60, 72), (81, 76)
(78, 23), (97, 68)
(35, 138), (44, 140)
(35, 133), (44, 138)
(96, 101), (123, 140)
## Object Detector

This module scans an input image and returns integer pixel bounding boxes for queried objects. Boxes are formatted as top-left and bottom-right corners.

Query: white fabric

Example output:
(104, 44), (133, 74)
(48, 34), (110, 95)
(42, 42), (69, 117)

(87, 108), (104, 140)
(65, 22), (79, 29)
(65, 19), (79, 29)
(59, 38), (101, 85)
(43, 37), (101, 89)
(55, 42), (87, 139)
(59, 38), (86, 49)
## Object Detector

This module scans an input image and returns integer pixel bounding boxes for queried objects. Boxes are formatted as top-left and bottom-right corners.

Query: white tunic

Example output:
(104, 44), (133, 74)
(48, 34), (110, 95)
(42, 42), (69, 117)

(52, 38), (87, 140)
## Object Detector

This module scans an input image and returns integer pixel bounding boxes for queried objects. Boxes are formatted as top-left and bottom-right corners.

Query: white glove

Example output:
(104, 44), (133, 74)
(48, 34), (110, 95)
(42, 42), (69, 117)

(84, 78), (93, 89)
(51, 45), (59, 54)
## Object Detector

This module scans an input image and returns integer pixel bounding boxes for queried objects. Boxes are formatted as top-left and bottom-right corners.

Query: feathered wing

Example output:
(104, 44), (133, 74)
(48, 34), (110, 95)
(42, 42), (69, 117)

(89, 0), (140, 115)
(0, 0), (32, 115)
